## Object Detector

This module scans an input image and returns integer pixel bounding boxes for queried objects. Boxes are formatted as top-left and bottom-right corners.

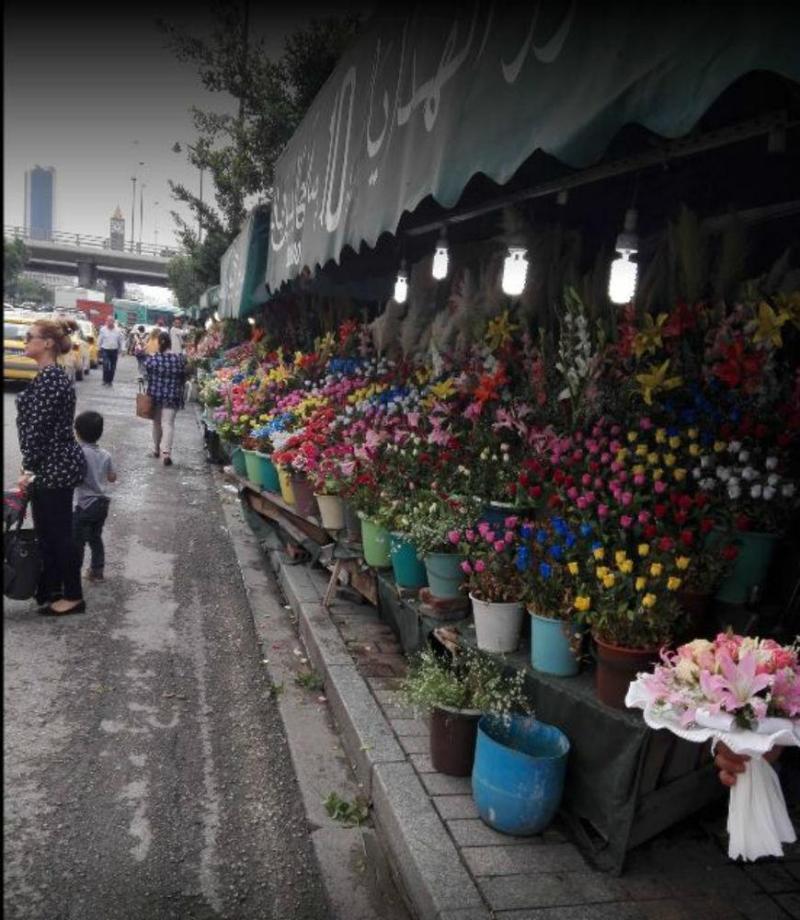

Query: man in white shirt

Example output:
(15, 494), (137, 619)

(97, 316), (126, 386)
(169, 317), (187, 355)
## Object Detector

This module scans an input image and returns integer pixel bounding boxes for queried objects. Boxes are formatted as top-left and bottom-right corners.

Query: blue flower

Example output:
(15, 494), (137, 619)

(564, 532), (576, 549)
(552, 517), (568, 535)
(515, 547), (530, 572)
(520, 525), (533, 540)
(549, 545), (564, 561)
(579, 522), (593, 538)
(536, 529), (548, 545)
(591, 541), (602, 551)
(539, 562), (552, 579)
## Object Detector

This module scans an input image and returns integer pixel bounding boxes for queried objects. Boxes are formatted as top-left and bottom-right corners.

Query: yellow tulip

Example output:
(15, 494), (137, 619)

(602, 574), (616, 588)
(667, 577), (682, 591)
(593, 547), (605, 561)
(676, 556), (691, 570)
(649, 563), (663, 577)
(615, 550), (627, 566)
(567, 561), (579, 575)
(627, 431), (638, 443)
(642, 593), (657, 608)
(638, 544), (650, 557)
(619, 560), (634, 574)
(669, 436), (681, 449)
(673, 468), (687, 482)
(635, 577), (647, 591)
(688, 428), (699, 440)
(688, 444), (700, 457)
(655, 429), (667, 444)
(574, 596), (591, 612)
(664, 453), (676, 467)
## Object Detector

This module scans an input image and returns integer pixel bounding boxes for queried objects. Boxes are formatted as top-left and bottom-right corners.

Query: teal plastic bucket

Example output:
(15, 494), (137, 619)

(390, 534), (428, 589)
(424, 552), (465, 599)
(231, 446), (248, 477)
(256, 452), (280, 492)
(243, 449), (263, 487)
(710, 529), (779, 605)
(361, 517), (392, 568)
(530, 613), (580, 677)
(472, 714), (569, 836)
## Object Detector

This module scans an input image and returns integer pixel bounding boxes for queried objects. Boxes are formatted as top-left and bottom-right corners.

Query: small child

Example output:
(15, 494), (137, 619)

(74, 410), (117, 581)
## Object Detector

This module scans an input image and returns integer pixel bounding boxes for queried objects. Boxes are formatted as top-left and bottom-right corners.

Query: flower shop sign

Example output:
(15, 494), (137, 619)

(266, 2), (800, 291)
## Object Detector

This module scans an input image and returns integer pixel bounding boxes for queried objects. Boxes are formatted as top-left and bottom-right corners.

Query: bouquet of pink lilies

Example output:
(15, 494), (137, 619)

(626, 633), (799, 861)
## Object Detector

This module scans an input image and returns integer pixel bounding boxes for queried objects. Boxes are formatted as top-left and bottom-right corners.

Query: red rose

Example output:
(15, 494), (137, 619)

(643, 524), (658, 539)
(674, 510), (689, 525)
(654, 504), (668, 519)
(678, 494), (693, 510)
(564, 475), (575, 489)
(695, 493), (710, 509)
(519, 473), (530, 487)
(547, 494), (562, 509)
(735, 514), (751, 532)
(529, 485), (542, 499)
(658, 537), (674, 552)
(680, 530), (694, 547)
(553, 470), (566, 485)
(722, 544), (740, 561)
(699, 518), (714, 534)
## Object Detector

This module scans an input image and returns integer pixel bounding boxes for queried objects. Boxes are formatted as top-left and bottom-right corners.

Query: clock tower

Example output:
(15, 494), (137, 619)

(110, 206), (125, 251)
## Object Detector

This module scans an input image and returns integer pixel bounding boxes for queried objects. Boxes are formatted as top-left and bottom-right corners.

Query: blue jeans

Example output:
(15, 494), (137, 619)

(73, 497), (110, 574)
(101, 348), (119, 384)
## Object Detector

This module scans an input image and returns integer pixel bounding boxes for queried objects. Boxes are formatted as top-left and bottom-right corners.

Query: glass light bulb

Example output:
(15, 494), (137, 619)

(432, 246), (449, 280)
(247, 317), (256, 326)
(501, 247), (528, 296)
(394, 272), (408, 304)
(213, 311), (221, 322)
(608, 252), (638, 304)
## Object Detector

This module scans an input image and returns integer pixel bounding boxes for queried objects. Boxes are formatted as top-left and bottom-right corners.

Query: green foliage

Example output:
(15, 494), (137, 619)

(294, 669), (325, 692)
(323, 792), (370, 827)
(166, 253), (206, 308)
(399, 646), (533, 716)
(4, 237), (27, 291)
(159, 3), (361, 275)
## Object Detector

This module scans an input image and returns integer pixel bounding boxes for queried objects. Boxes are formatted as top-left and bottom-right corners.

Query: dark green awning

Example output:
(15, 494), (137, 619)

(266, 3), (800, 292)
(220, 205), (270, 318)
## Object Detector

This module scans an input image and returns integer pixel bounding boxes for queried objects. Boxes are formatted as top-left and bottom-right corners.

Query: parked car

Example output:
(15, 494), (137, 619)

(53, 314), (90, 380)
(3, 312), (78, 384)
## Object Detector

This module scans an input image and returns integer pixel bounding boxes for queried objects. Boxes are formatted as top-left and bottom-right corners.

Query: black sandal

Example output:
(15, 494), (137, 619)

(40, 600), (86, 616)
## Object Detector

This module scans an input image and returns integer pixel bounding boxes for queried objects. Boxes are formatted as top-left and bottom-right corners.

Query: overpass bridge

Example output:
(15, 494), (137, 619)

(4, 226), (179, 297)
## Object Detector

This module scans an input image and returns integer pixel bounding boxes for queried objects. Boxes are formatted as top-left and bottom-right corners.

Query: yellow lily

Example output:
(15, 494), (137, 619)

(485, 310), (517, 352)
(752, 301), (789, 348)
(635, 360), (683, 406)
(632, 312), (669, 359)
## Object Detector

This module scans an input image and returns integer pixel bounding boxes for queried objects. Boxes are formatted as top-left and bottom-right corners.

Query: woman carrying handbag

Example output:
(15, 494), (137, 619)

(144, 331), (187, 467)
(15, 318), (87, 615)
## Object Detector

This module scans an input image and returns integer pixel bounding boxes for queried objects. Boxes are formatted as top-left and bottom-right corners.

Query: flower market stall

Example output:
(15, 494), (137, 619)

(185, 6), (800, 873)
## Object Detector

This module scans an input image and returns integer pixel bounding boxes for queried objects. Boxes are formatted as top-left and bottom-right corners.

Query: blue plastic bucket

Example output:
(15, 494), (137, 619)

(423, 552), (465, 599)
(231, 446), (248, 477)
(390, 534), (428, 589)
(472, 714), (569, 836)
(256, 452), (281, 492)
(530, 613), (580, 677)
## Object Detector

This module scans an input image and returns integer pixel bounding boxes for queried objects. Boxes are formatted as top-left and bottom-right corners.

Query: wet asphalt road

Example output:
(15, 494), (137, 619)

(4, 359), (331, 919)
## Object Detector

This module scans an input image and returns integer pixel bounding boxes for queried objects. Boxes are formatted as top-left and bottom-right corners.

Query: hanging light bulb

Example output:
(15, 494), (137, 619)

(213, 311), (221, 322)
(432, 226), (449, 280)
(394, 260), (408, 304)
(608, 252), (638, 304)
(247, 316), (256, 326)
(501, 246), (528, 296)
(608, 208), (639, 305)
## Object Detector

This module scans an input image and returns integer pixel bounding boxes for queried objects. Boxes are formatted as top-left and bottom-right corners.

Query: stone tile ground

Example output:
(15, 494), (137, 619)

(329, 591), (799, 920)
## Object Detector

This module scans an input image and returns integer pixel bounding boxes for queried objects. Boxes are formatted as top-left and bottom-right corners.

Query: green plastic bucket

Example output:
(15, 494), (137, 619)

(231, 446), (248, 477)
(390, 534), (428, 589)
(361, 517), (391, 568)
(424, 552), (466, 599)
(256, 452), (280, 492)
(243, 449), (263, 487)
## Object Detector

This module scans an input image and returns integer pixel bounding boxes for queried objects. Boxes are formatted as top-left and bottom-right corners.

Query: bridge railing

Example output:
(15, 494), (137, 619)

(3, 225), (178, 259)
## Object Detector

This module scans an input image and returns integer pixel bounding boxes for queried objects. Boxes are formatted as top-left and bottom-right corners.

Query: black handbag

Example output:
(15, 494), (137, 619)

(4, 500), (42, 600)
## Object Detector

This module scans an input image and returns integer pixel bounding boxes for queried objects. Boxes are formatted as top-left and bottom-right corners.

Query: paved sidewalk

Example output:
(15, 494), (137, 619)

(217, 473), (800, 920)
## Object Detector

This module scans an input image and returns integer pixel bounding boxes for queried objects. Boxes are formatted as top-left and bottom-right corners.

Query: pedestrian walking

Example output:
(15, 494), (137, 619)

(145, 331), (187, 467)
(144, 327), (161, 357)
(169, 317), (187, 354)
(132, 324), (149, 377)
(97, 316), (126, 386)
(73, 410), (117, 582)
(15, 318), (87, 616)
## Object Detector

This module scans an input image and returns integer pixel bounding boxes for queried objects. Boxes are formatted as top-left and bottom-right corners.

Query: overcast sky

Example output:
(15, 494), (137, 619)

(3, 1), (365, 255)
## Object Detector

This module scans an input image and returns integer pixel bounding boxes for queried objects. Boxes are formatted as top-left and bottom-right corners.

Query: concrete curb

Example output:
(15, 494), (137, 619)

(263, 546), (492, 920)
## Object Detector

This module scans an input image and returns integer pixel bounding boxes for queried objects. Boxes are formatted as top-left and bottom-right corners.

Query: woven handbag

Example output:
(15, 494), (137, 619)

(136, 380), (155, 420)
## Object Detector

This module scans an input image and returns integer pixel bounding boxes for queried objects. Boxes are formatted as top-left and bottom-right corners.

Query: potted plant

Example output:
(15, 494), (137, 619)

(581, 538), (686, 709)
(460, 516), (530, 653)
(399, 644), (532, 776)
(518, 518), (595, 677)
(405, 492), (482, 599)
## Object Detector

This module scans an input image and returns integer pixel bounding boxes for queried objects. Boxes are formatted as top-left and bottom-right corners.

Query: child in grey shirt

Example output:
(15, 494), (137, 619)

(73, 411), (117, 581)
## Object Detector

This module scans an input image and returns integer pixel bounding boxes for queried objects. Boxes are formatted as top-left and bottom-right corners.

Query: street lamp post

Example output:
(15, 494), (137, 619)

(154, 200), (160, 250)
(130, 176), (137, 249)
(139, 182), (146, 251)
(172, 141), (204, 244)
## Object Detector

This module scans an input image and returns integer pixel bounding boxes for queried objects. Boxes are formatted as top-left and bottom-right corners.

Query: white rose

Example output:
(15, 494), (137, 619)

(767, 473), (779, 487)
(741, 467), (757, 481)
(765, 456), (778, 470)
(750, 484), (762, 499)
(729, 440), (742, 453)
(738, 451), (750, 464)
(763, 486), (776, 501)
(728, 477), (740, 490)
(717, 467), (730, 482)
(782, 483), (796, 498)
(675, 658), (700, 684)
(701, 477), (717, 490)
(692, 468), (702, 480)
(728, 484), (741, 500)
(700, 456), (712, 468)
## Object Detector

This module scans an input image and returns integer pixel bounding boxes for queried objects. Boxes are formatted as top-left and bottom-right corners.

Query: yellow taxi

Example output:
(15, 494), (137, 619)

(3, 311), (79, 383)
(75, 318), (100, 368)
(55, 315), (91, 380)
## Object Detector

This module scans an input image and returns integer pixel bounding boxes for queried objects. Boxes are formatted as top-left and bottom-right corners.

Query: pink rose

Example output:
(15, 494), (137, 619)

(465, 529), (476, 542)
(594, 477), (604, 490)
(581, 474), (592, 487)
(474, 559), (486, 573)
(637, 510), (651, 524)
(633, 474), (646, 486)
(485, 531), (496, 543)
(493, 540), (506, 552)
(639, 417), (653, 430)
(576, 497), (588, 510)
(477, 521), (491, 536)
(504, 531), (514, 543)
(584, 491), (596, 504)
(610, 461), (623, 474)
(460, 560), (472, 574)
(504, 516), (518, 529)
(618, 471), (629, 483)
(620, 492), (633, 507)
(600, 453), (611, 465)
(611, 425), (622, 436)
(609, 479), (620, 492)
(567, 487), (579, 501)
(620, 515), (633, 528)
(597, 504), (609, 518)
(448, 530), (461, 545)
(654, 480), (668, 494)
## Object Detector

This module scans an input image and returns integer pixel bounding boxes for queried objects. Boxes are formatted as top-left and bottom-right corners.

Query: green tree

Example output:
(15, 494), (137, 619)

(159, 2), (360, 294)
(167, 253), (208, 309)
(4, 237), (28, 295)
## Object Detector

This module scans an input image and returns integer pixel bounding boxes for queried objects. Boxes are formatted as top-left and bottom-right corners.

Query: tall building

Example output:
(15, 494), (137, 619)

(110, 206), (125, 251)
(24, 166), (56, 240)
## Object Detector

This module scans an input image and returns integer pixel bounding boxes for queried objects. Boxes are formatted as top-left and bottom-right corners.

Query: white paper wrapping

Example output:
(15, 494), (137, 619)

(626, 680), (799, 861)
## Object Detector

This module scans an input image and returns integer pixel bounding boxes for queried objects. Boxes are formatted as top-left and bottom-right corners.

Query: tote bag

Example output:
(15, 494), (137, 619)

(136, 380), (155, 420)
(4, 508), (42, 600)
